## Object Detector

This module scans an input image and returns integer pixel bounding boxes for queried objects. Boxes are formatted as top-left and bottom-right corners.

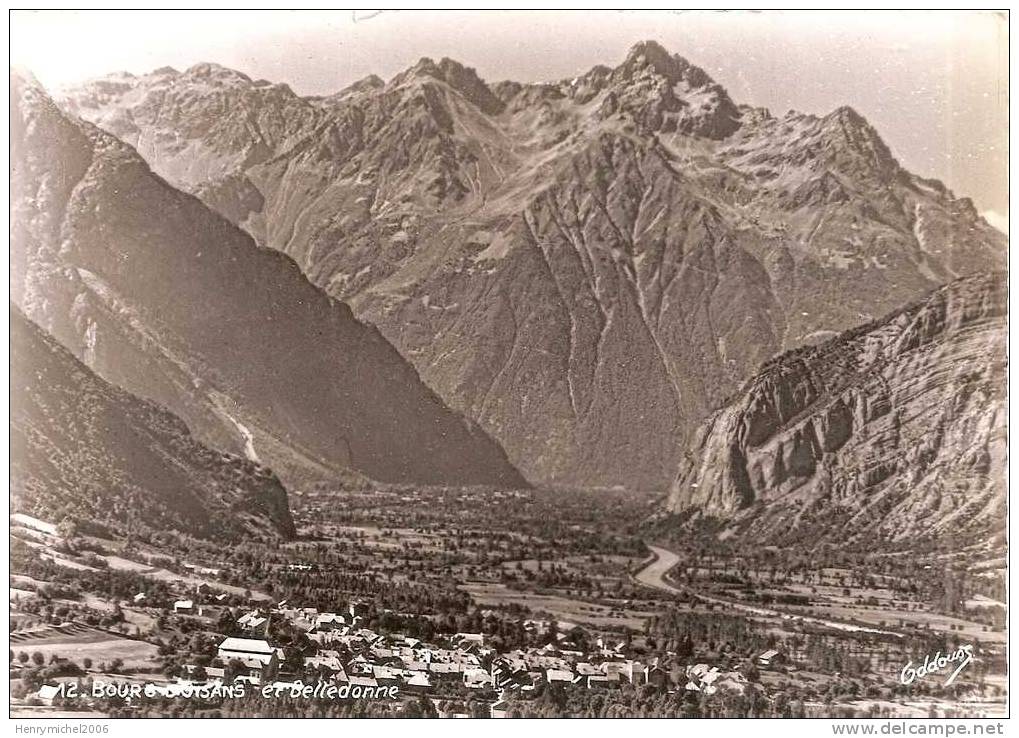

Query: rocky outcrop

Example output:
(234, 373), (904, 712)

(11, 306), (295, 540)
(11, 73), (526, 491)
(666, 273), (1007, 545)
(60, 41), (1007, 490)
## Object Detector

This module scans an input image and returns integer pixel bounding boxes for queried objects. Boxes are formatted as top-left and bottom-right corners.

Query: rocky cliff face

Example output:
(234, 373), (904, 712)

(61, 41), (1006, 489)
(11, 306), (295, 540)
(11, 73), (526, 491)
(666, 273), (1007, 546)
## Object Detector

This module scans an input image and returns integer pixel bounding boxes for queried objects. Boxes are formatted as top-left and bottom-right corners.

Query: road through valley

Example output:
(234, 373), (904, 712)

(635, 544), (902, 638)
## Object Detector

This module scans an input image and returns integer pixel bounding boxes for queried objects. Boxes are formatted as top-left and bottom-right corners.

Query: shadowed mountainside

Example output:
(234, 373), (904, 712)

(11, 73), (526, 492)
(11, 305), (295, 540)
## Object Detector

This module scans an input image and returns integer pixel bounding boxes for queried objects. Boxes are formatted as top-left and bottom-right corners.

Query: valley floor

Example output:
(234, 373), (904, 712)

(9, 489), (1007, 718)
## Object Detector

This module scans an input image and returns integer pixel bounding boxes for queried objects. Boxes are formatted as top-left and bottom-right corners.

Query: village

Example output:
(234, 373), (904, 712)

(9, 506), (796, 718)
(20, 586), (778, 718)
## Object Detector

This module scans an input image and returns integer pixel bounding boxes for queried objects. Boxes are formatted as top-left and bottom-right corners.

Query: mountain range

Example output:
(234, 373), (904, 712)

(60, 40), (1006, 491)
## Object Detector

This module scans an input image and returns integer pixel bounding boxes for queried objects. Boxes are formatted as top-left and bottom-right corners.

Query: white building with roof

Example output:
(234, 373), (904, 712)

(217, 637), (279, 682)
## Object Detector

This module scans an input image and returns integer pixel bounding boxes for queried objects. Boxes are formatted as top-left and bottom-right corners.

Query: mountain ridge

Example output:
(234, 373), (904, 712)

(58, 41), (1006, 489)
(12, 72), (527, 492)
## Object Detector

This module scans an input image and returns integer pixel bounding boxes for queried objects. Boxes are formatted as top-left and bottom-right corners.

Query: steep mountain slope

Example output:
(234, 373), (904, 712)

(665, 273), (1007, 546)
(11, 306), (295, 540)
(11, 73), (526, 491)
(62, 41), (1006, 489)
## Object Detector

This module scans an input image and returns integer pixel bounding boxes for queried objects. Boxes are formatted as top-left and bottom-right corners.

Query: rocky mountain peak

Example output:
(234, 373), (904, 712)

(620, 39), (694, 83)
(318, 74), (385, 106)
(183, 61), (254, 86)
(817, 104), (899, 179)
(827, 104), (867, 126)
(595, 40), (741, 139)
(12, 71), (69, 135)
(392, 56), (504, 115)
(339, 73), (384, 95)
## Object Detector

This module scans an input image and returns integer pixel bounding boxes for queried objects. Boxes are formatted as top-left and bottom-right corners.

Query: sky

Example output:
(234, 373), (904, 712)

(10, 10), (1009, 225)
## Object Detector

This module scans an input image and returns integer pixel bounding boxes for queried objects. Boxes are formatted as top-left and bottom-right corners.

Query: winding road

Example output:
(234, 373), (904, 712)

(634, 544), (684, 594)
(636, 544), (903, 638)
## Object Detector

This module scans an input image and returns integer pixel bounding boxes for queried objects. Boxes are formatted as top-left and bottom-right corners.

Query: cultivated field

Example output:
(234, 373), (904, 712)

(10, 623), (159, 670)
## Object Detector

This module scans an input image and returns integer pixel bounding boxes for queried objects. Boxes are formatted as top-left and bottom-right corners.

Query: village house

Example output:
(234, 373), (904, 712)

(309, 627), (358, 647)
(600, 661), (625, 680)
(647, 665), (669, 689)
(34, 684), (61, 706)
(391, 636), (421, 649)
(453, 632), (485, 648)
(523, 619), (549, 634)
(217, 637), (280, 683)
(371, 665), (400, 686)
(428, 661), (462, 679)
(237, 610), (268, 633)
(586, 674), (618, 689)
(545, 668), (574, 685)
(274, 606), (318, 631)
(685, 663), (748, 696)
(624, 660), (648, 685)
(462, 667), (494, 689)
(184, 563), (221, 577)
(314, 612), (346, 631)
(11, 513), (59, 538)
(402, 672), (433, 693)
(173, 599), (194, 614)
(354, 628), (382, 645)
(183, 665), (226, 682)
(304, 651), (347, 680)
(347, 654), (372, 675)
(758, 649), (784, 668)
